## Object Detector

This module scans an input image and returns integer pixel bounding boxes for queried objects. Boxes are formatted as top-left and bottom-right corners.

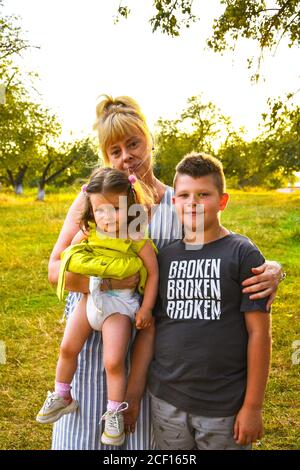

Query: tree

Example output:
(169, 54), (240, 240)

(261, 98), (300, 176)
(117, 0), (300, 45)
(0, 0), (31, 64)
(116, 1), (300, 72)
(218, 131), (282, 188)
(35, 137), (99, 201)
(115, 0), (197, 36)
(207, 1), (300, 53)
(218, 97), (300, 189)
(0, 2), (99, 198)
(0, 2), (44, 193)
(154, 95), (231, 185)
(0, 66), (61, 194)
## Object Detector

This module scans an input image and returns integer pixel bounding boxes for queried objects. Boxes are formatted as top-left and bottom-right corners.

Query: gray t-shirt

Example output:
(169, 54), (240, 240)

(148, 232), (268, 417)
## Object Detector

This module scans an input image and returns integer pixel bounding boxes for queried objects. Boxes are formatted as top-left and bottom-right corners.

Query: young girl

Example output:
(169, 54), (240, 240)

(36, 167), (158, 446)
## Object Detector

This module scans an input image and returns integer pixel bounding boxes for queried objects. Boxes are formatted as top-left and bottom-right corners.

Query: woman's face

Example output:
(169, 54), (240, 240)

(106, 130), (152, 180)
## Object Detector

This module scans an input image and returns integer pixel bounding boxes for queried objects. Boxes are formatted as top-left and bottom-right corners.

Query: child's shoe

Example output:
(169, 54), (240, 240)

(100, 402), (129, 446)
(36, 391), (78, 424)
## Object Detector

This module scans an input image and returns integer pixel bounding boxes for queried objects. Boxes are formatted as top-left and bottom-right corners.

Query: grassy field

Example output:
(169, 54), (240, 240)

(0, 189), (299, 450)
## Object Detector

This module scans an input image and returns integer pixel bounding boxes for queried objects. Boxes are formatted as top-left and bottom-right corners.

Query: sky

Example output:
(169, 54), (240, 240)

(3, 0), (300, 142)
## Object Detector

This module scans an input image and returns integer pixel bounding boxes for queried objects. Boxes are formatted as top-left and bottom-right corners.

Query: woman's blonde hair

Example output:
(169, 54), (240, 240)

(94, 95), (152, 165)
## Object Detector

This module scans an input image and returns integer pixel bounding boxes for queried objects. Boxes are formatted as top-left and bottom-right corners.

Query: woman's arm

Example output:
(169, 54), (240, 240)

(48, 192), (89, 293)
(71, 229), (88, 245)
(123, 320), (156, 433)
(135, 240), (159, 329)
(242, 261), (283, 311)
(234, 311), (271, 446)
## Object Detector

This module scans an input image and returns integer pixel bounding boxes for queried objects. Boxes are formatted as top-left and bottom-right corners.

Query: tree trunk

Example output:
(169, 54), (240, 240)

(37, 184), (45, 201)
(14, 183), (23, 195)
(8, 166), (28, 195)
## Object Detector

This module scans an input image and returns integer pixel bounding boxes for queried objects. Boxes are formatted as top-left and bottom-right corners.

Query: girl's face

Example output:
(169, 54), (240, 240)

(90, 192), (128, 236)
(106, 130), (152, 180)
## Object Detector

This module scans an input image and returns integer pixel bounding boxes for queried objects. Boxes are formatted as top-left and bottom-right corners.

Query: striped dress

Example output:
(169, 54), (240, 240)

(52, 186), (181, 450)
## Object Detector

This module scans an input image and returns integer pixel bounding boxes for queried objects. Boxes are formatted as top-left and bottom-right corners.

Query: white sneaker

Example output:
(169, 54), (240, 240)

(36, 391), (78, 424)
(100, 402), (129, 446)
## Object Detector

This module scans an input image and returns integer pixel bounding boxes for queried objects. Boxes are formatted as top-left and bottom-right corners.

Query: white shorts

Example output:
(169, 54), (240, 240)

(86, 277), (140, 331)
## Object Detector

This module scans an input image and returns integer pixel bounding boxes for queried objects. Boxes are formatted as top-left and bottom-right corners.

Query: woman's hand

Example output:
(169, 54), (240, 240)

(101, 273), (140, 291)
(242, 261), (283, 311)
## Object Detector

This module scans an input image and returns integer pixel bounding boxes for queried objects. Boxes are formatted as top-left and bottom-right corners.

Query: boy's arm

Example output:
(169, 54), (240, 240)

(234, 311), (271, 446)
(135, 240), (159, 329)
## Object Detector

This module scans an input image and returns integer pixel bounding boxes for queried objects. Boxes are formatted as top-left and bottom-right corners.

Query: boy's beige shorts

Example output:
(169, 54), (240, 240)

(150, 392), (252, 450)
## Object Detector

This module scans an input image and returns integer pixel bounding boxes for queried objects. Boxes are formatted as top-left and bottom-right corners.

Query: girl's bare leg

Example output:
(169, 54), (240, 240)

(102, 314), (132, 402)
(56, 294), (92, 385)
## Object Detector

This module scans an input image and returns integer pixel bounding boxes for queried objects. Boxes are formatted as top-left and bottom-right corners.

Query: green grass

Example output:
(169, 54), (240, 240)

(0, 189), (299, 450)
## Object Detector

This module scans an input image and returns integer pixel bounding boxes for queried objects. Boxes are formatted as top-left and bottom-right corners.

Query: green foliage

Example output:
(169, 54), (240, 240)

(116, 0), (300, 74)
(208, 0), (300, 52)
(154, 94), (300, 189)
(0, 0), (30, 63)
(261, 97), (300, 175)
(154, 95), (231, 185)
(116, 0), (197, 36)
(0, 65), (61, 192)
(218, 132), (286, 189)
(150, 0), (197, 36)
(0, 4), (99, 197)
(116, 0), (300, 48)
(36, 137), (100, 190)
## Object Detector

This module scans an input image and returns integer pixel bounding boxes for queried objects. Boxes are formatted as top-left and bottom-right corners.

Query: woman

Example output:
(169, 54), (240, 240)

(49, 95), (282, 450)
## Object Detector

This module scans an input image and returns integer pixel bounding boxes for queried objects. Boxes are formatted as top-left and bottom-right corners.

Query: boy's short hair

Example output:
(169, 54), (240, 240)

(173, 152), (226, 194)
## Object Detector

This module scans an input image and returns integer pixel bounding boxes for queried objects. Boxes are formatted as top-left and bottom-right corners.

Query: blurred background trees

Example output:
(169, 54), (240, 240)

(0, 1), (99, 199)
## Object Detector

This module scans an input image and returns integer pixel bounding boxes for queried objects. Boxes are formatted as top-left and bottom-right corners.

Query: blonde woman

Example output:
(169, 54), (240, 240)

(49, 95), (282, 450)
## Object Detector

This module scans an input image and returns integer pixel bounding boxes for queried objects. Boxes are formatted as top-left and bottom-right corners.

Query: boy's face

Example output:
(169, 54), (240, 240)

(173, 174), (229, 234)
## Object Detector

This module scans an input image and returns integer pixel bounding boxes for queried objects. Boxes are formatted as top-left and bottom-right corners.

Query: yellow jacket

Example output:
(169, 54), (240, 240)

(57, 228), (157, 300)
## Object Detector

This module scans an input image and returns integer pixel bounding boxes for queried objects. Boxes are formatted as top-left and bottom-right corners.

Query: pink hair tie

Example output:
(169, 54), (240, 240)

(128, 175), (137, 185)
(82, 184), (88, 193)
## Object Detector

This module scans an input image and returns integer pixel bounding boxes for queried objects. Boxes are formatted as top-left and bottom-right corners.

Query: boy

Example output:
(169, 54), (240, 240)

(148, 152), (271, 450)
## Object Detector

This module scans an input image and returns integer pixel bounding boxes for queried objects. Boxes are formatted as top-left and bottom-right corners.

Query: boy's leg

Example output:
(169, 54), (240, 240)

(56, 294), (92, 385)
(150, 393), (195, 450)
(191, 414), (252, 450)
(102, 313), (132, 402)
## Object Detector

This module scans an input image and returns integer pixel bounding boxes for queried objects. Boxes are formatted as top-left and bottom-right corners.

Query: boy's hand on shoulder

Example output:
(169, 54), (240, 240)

(234, 405), (264, 446)
(135, 308), (152, 330)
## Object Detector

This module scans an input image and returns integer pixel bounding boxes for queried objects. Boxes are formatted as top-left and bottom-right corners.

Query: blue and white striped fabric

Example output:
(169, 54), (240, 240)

(52, 186), (180, 450)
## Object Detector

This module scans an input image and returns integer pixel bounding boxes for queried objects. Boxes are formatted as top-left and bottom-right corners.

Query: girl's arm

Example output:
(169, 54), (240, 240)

(234, 311), (271, 446)
(48, 192), (89, 293)
(135, 240), (159, 329)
